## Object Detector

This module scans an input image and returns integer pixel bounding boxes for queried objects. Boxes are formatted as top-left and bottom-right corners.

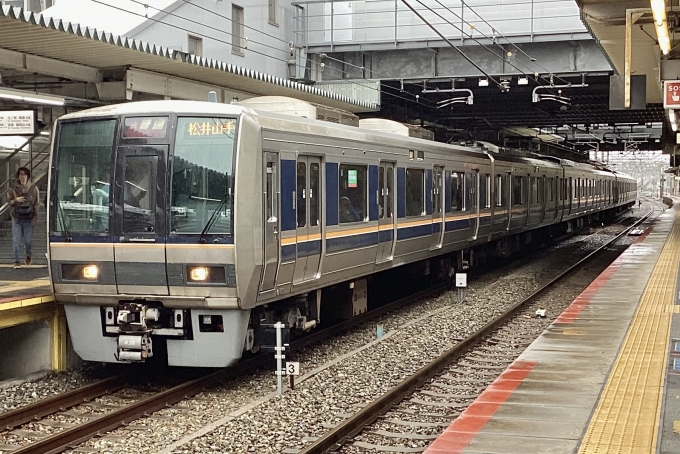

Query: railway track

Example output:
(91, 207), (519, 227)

(296, 209), (652, 454)
(0, 211), (648, 454)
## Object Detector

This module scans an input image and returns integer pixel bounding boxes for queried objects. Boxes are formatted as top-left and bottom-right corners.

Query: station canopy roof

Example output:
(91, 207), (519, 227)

(0, 5), (378, 113)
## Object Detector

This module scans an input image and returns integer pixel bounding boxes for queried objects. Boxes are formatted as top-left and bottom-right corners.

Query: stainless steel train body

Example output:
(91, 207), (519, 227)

(47, 100), (637, 367)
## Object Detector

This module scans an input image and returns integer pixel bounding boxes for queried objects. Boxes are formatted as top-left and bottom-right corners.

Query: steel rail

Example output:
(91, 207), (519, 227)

(297, 209), (652, 454)
(0, 374), (133, 432)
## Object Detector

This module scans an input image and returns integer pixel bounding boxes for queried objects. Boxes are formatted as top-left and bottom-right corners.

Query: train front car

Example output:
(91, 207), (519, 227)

(48, 101), (252, 367)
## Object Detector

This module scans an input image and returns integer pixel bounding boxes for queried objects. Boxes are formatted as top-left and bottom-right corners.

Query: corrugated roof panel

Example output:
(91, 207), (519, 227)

(0, 5), (378, 112)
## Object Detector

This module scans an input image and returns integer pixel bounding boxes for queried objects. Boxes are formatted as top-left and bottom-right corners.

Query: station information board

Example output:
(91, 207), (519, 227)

(0, 110), (36, 136)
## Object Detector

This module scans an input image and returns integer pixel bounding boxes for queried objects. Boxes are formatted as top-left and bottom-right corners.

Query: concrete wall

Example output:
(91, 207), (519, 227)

(129, 0), (296, 80)
(0, 321), (79, 381)
(0, 321), (51, 380)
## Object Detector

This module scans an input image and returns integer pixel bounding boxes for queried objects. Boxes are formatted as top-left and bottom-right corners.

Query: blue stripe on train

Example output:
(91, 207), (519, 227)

(397, 224), (432, 240)
(297, 239), (322, 257)
(281, 244), (296, 262)
(445, 218), (471, 231)
(378, 229), (393, 243)
(327, 231), (379, 254)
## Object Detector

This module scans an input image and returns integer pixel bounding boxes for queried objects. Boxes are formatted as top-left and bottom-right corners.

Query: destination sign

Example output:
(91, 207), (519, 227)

(186, 119), (236, 137)
(0, 110), (36, 136)
(123, 116), (168, 139)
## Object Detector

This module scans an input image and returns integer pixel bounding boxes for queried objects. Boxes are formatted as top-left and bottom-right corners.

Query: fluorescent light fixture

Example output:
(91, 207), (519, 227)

(0, 87), (65, 106)
(651, 0), (671, 55)
(518, 76), (529, 85)
(478, 77), (489, 87)
(673, 121), (678, 132)
(670, 109), (676, 123)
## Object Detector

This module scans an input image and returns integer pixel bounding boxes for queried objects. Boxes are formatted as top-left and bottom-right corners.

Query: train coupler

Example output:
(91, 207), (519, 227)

(115, 334), (153, 362)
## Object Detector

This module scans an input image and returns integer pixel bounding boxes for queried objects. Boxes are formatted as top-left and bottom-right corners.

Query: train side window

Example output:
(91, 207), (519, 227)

(451, 172), (464, 211)
(378, 166), (385, 219)
(339, 164), (366, 223)
(386, 167), (393, 219)
(513, 176), (522, 205)
(310, 163), (320, 227)
(406, 168), (425, 216)
(548, 177), (553, 202)
(495, 174), (503, 207)
(297, 161), (306, 228)
(484, 174), (491, 208)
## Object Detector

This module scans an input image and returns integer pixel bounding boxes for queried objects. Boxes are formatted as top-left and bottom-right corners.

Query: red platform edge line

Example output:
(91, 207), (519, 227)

(423, 359), (537, 454)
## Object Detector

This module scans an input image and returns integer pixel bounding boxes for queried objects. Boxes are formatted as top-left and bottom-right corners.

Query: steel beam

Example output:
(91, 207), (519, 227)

(625, 9), (647, 109)
(0, 48), (102, 83)
(125, 68), (254, 103)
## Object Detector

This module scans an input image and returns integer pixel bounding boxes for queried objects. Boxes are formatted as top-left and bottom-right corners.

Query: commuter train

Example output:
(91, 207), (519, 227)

(47, 99), (636, 367)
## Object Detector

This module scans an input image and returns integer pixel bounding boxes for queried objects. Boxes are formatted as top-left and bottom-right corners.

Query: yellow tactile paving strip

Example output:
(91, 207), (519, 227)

(578, 212), (680, 454)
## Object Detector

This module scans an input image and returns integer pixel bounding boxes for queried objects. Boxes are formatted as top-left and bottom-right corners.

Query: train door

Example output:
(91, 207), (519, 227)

(113, 146), (169, 295)
(377, 162), (396, 263)
(430, 166), (445, 249)
(293, 156), (322, 284)
(261, 152), (279, 292)
(469, 170), (480, 240)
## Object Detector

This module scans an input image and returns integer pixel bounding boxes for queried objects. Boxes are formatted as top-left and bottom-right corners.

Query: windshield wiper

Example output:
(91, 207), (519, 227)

(55, 200), (72, 242)
(197, 194), (229, 244)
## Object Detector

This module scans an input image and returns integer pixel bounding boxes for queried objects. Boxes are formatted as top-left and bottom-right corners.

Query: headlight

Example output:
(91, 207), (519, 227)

(61, 263), (100, 282)
(188, 266), (209, 282)
(186, 266), (227, 283)
(82, 264), (99, 280)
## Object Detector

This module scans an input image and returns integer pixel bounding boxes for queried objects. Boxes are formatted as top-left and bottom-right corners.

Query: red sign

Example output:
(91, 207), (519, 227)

(664, 81), (680, 108)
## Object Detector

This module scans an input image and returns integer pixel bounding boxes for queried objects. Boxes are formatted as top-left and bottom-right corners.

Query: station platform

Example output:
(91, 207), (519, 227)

(0, 264), (66, 377)
(424, 202), (680, 454)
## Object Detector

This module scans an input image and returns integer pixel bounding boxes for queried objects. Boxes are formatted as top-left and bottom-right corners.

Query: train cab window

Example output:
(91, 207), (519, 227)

(406, 168), (425, 216)
(123, 156), (157, 234)
(171, 117), (236, 235)
(495, 174), (504, 207)
(54, 119), (116, 234)
(339, 164), (366, 223)
(513, 176), (523, 205)
(451, 172), (465, 211)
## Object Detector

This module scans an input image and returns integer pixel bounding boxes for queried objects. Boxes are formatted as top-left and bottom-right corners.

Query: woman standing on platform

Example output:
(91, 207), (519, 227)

(8, 167), (39, 269)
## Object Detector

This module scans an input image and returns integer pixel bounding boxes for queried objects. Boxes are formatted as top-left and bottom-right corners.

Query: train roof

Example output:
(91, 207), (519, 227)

(56, 101), (633, 179)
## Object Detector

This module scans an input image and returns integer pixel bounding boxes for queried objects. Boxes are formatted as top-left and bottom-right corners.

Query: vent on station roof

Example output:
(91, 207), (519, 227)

(359, 118), (434, 141)
(237, 96), (359, 126)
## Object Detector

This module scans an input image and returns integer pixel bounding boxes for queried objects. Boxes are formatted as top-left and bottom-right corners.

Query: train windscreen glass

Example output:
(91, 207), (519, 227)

(53, 120), (115, 234)
(171, 117), (236, 235)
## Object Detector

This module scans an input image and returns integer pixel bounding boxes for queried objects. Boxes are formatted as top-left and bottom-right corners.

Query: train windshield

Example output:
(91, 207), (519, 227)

(53, 119), (115, 234)
(171, 117), (236, 235)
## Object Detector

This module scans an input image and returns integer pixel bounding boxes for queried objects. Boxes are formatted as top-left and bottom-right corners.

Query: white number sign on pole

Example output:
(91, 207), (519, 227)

(286, 361), (300, 376)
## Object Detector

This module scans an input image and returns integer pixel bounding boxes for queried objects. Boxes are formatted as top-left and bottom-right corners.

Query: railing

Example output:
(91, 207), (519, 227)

(0, 136), (51, 221)
(291, 0), (588, 50)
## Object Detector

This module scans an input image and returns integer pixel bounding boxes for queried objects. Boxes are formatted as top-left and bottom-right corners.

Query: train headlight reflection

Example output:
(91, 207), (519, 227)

(82, 264), (99, 280)
(188, 266), (209, 282)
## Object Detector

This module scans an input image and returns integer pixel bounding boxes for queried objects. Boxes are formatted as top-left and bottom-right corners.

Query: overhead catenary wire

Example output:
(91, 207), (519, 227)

(420, 0), (558, 92)
(86, 0), (432, 109)
(458, 0), (571, 86)
(400, 0), (504, 90)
